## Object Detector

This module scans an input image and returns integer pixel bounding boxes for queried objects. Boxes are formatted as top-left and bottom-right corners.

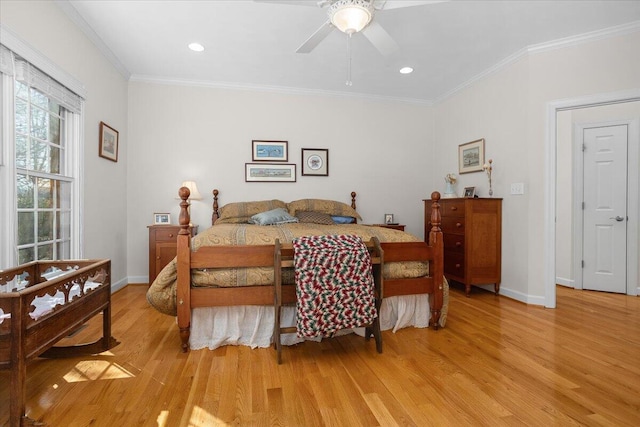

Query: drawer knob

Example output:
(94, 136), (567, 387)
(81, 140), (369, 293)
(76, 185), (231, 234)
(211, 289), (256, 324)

(169, 233), (174, 238)
(451, 206), (457, 211)
(456, 222), (462, 228)
(455, 241), (462, 247)
(455, 263), (461, 268)
(156, 256), (160, 260)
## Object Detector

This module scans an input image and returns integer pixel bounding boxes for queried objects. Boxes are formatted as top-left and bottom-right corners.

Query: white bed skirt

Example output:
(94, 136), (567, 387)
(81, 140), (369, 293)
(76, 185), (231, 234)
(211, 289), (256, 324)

(189, 294), (431, 351)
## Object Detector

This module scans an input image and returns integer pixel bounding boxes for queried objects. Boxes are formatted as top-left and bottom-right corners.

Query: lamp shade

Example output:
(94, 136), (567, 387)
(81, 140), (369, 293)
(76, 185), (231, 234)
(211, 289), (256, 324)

(181, 181), (202, 200)
(329, 0), (373, 34)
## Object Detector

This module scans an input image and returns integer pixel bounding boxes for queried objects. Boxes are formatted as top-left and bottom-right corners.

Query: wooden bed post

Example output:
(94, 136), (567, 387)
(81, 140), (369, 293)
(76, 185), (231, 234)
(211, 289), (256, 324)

(211, 189), (219, 225)
(177, 186), (192, 352)
(428, 191), (444, 329)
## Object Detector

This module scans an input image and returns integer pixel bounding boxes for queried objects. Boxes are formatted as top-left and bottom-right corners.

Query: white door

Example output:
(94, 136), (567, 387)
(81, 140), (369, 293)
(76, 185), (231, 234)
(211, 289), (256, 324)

(582, 124), (628, 293)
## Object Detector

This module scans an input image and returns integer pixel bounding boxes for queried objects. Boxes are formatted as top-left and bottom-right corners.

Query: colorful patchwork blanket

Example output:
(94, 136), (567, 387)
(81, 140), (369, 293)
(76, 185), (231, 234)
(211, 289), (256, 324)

(293, 234), (377, 338)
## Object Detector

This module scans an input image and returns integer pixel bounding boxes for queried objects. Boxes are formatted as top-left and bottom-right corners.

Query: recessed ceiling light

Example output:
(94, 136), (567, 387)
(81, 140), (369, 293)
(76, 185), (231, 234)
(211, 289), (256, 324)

(188, 42), (205, 52)
(399, 67), (413, 74)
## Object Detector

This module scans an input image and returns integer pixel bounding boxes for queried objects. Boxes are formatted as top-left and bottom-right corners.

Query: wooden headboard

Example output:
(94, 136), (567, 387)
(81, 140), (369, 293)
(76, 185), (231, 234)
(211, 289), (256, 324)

(210, 189), (358, 226)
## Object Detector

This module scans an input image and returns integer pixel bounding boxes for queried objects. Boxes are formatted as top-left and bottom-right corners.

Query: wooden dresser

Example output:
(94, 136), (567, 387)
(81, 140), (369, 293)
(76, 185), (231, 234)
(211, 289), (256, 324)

(148, 224), (197, 284)
(424, 198), (502, 296)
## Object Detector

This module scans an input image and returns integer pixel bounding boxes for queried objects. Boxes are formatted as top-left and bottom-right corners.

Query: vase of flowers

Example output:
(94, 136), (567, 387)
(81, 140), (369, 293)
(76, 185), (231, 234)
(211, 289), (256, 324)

(443, 173), (457, 198)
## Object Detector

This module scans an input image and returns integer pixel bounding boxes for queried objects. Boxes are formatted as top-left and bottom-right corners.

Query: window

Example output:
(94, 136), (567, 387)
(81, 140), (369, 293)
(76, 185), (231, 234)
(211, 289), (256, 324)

(0, 40), (84, 268)
(15, 82), (72, 263)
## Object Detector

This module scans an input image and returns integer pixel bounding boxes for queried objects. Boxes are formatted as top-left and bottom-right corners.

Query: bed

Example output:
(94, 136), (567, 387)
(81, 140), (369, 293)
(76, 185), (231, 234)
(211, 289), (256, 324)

(0, 259), (119, 427)
(147, 189), (447, 352)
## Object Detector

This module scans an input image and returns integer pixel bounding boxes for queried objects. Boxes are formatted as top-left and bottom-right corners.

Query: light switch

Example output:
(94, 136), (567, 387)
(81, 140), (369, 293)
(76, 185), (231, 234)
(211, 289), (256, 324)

(511, 183), (525, 195)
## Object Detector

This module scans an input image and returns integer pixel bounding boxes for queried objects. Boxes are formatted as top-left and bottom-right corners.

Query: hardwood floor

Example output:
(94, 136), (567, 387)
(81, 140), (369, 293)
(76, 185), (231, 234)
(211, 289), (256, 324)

(2, 284), (639, 426)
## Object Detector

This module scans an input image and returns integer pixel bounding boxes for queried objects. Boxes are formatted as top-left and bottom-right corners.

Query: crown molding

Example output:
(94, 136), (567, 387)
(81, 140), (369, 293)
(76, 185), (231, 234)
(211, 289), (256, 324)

(54, 0), (131, 80)
(129, 74), (434, 106)
(434, 20), (640, 105)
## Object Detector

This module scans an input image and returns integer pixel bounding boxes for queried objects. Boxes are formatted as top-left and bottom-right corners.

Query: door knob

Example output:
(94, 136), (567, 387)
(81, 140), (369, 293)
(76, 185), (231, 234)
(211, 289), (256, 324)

(609, 216), (624, 222)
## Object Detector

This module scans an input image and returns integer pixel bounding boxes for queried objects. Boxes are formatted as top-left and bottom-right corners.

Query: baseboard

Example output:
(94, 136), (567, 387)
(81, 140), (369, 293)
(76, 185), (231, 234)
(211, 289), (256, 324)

(498, 286), (546, 306)
(555, 277), (574, 288)
(111, 277), (128, 293)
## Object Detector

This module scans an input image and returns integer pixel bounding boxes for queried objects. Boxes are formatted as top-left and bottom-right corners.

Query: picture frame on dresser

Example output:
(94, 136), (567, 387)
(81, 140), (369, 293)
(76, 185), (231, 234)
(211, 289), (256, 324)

(458, 138), (484, 173)
(463, 187), (476, 198)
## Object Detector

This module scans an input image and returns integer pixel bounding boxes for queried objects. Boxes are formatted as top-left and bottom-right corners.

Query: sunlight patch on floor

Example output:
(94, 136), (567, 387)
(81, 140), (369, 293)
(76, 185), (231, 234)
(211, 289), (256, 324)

(188, 406), (229, 427)
(62, 360), (135, 383)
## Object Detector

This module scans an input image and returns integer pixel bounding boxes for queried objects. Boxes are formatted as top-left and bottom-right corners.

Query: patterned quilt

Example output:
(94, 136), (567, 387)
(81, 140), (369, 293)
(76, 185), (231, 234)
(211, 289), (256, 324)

(147, 223), (427, 316)
(293, 235), (377, 338)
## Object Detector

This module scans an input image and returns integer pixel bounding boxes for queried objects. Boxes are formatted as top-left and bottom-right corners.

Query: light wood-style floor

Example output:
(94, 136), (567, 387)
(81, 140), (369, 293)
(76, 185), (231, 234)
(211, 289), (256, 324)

(2, 284), (639, 426)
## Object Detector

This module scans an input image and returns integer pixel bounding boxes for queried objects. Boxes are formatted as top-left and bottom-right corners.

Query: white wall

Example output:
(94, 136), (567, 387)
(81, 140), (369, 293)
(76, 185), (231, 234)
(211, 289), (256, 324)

(1, 1), (129, 289)
(434, 30), (640, 303)
(126, 82), (433, 281)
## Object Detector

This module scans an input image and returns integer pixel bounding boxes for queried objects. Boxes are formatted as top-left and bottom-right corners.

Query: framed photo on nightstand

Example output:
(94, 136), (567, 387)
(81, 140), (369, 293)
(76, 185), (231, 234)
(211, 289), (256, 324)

(154, 213), (171, 225)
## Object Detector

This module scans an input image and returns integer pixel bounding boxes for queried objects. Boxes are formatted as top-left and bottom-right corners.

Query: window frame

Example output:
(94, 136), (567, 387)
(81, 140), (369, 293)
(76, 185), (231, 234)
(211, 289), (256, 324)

(0, 31), (84, 269)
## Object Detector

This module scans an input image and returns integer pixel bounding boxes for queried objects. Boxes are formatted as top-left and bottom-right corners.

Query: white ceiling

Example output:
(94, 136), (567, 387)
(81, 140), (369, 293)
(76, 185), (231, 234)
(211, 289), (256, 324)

(60, 0), (640, 103)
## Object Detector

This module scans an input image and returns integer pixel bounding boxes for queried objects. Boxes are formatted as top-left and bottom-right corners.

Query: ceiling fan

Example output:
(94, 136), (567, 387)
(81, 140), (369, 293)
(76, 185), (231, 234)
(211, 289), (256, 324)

(258, 0), (444, 56)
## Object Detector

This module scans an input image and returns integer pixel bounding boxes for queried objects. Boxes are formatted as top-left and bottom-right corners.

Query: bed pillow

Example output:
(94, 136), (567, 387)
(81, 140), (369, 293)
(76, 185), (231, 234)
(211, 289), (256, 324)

(296, 211), (335, 225)
(287, 199), (362, 220)
(249, 208), (299, 226)
(331, 215), (357, 224)
(216, 199), (287, 224)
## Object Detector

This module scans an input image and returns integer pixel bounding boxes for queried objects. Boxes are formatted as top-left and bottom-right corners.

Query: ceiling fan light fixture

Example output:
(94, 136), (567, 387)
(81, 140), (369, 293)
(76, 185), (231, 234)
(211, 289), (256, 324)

(399, 67), (414, 74)
(329, 0), (374, 34)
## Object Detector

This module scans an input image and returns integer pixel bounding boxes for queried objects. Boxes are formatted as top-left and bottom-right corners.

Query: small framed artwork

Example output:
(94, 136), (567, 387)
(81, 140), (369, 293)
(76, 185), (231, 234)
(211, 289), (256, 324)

(154, 213), (171, 225)
(458, 138), (485, 174)
(301, 148), (329, 176)
(252, 140), (288, 162)
(245, 163), (296, 182)
(384, 213), (395, 224)
(464, 187), (476, 198)
(99, 122), (119, 162)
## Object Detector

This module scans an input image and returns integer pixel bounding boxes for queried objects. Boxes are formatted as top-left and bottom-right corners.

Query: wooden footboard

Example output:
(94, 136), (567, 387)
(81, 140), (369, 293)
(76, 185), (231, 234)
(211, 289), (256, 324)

(0, 259), (119, 427)
(176, 187), (444, 352)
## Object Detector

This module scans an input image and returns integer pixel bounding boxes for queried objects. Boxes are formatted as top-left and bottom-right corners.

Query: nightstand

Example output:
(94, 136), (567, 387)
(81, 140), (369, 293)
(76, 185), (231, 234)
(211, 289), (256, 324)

(369, 223), (406, 231)
(148, 224), (198, 284)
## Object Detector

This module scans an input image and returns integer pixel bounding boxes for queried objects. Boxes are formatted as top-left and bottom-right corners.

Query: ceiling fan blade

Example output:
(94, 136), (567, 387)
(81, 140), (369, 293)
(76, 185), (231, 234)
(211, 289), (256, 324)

(296, 21), (334, 53)
(361, 21), (399, 56)
(374, 0), (446, 10)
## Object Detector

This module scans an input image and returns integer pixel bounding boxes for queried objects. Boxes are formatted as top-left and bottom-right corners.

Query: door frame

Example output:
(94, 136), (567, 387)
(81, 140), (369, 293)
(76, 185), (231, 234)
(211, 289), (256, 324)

(572, 120), (637, 293)
(545, 89), (640, 308)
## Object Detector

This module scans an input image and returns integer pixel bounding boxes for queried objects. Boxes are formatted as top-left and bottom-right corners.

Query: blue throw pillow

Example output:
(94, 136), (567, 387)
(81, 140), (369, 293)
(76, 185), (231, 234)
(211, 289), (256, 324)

(331, 215), (356, 224)
(249, 208), (299, 226)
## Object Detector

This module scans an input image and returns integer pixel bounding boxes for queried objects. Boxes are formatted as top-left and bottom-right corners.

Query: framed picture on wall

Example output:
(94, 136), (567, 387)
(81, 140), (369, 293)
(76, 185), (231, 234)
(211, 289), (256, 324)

(252, 140), (288, 162)
(99, 121), (119, 162)
(245, 163), (296, 182)
(458, 138), (484, 174)
(301, 148), (329, 176)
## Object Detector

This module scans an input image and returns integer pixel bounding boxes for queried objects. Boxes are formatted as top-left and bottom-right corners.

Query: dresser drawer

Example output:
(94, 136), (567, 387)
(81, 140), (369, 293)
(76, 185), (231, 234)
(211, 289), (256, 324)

(444, 251), (465, 277)
(153, 227), (179, 242)
(441, 217), (465, 234)
(440, 200), (465, 217)
(443, 233), (464, 252)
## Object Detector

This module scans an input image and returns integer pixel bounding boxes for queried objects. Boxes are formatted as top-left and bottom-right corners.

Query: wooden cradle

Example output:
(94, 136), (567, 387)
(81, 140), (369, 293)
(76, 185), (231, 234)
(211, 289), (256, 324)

(174, 188), (444, 353)
(0, 259), (119, 427)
